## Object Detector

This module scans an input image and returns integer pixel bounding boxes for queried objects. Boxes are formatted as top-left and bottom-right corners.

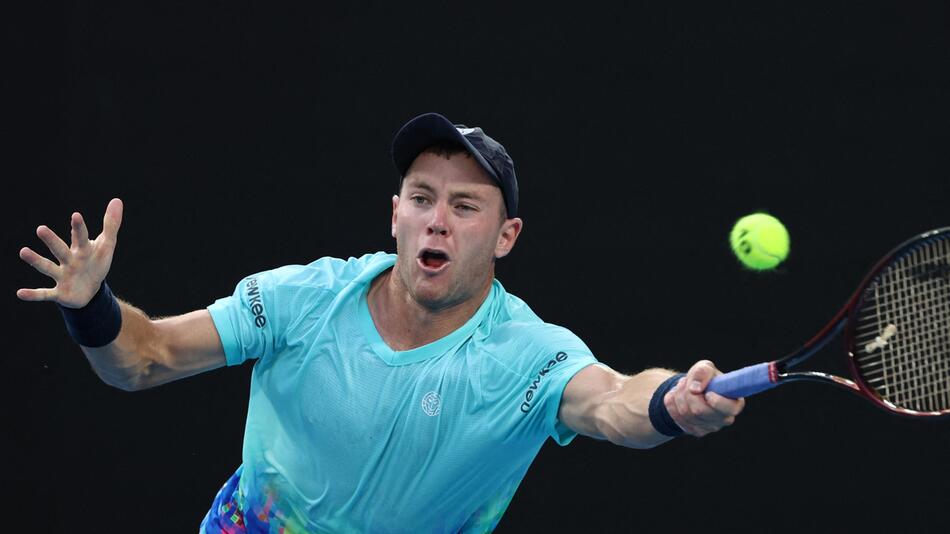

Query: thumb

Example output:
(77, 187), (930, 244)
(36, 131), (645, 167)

(686, 360), (717, 393)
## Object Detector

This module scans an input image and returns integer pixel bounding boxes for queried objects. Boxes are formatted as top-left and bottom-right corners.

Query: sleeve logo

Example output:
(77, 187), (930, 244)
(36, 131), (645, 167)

(520, 351), (568, 414)
(246, 278), (267, 328)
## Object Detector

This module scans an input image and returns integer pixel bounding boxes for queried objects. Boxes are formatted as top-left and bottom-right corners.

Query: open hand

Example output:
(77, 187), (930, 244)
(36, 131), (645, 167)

(17, 198), (124, 309)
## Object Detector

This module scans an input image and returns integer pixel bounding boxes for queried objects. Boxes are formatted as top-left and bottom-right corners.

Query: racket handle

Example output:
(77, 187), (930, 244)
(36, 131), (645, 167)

(707, 362), (778, 399)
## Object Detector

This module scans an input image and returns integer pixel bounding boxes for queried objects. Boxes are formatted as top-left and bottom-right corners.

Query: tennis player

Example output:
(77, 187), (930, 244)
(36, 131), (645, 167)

(18, 112), (744, 533)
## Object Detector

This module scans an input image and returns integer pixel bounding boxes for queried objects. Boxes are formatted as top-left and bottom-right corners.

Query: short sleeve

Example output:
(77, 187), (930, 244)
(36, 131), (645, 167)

(207, 269), (284, 366)
(206, 253), (393, 367)
(541, 353), (598, 445)
(515, 324), (598, 446)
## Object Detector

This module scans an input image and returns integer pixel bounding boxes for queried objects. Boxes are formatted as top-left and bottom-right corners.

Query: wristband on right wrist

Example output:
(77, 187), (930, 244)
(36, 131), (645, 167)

(648, 373), (686, 437)
(57, 281), (123, 348)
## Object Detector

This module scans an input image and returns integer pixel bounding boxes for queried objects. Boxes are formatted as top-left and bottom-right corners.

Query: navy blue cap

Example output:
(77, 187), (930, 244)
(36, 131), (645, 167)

(392, 112), (519, 218)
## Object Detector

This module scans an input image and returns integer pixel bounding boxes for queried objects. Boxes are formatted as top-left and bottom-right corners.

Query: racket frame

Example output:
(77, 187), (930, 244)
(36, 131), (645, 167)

(749, 227), (950, 417)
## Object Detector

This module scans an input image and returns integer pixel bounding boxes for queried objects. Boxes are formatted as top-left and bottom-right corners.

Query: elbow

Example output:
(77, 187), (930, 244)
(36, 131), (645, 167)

(99, 373), (145, 392)
(93, 360), (156, 392)
(118, 363), (159, 392)
(113, 381), (141, 393)
(119, 371), (155, 391)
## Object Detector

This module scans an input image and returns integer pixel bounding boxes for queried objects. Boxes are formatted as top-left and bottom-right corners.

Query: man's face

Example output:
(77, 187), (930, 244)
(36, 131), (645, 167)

(391, 151), (522, 312)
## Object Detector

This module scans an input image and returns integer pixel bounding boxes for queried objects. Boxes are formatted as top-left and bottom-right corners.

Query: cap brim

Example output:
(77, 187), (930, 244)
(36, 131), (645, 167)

(391, 112), (500, 185)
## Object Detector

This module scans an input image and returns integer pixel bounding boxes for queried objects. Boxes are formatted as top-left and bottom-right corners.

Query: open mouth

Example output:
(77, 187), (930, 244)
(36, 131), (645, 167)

(418, 249), (450, 271)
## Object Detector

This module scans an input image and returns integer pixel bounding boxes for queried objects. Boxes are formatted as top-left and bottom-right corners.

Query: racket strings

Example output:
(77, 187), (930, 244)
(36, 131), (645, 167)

(857, 256), (948, 404)
(852, 237), (950, 413)
(857, 242), (950, 410)
(876, 243), (950, 410)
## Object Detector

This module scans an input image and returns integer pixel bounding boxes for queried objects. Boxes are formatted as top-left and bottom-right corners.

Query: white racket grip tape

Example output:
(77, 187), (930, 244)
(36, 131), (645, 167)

(706, 362), (778, 399)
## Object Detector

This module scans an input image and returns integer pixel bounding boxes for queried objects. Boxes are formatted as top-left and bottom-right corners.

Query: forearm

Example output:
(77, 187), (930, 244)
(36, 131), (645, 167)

(563, 361), (743, 448)
(593, 368), (678, 449)
(79, 299), (167, 391)
(22, 200), (225, 390)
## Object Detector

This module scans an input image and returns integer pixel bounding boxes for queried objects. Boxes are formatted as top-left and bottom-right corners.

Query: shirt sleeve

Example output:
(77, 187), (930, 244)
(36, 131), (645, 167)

(206, 254), (390, 367)
(543, 355), (598, 446)
(519, 324), (599, 446)
(207, 268), (286, 367)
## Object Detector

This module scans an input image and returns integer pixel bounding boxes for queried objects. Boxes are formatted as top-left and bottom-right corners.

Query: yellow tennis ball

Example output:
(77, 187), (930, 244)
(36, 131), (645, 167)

(730, 213), (790, 270)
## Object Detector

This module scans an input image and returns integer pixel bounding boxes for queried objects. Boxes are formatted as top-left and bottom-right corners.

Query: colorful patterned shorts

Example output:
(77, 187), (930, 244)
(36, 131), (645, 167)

(199, 466), (287, 533)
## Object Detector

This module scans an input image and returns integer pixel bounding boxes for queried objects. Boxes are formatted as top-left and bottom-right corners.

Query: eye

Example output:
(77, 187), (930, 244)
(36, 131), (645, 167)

(456, 204), (477, 212)
(411, 195), (430, 206)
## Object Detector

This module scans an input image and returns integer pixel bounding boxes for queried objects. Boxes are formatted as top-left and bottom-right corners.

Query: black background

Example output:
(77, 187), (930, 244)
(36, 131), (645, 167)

(7, 1), (950, 532)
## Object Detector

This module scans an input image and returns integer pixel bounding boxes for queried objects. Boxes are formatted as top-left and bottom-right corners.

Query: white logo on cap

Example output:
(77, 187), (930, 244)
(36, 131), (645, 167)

(456, 128), (476, 135)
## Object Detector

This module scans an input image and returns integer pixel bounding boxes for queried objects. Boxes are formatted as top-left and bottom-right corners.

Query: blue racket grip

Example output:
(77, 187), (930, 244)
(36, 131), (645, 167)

(706, 362), (778, 399)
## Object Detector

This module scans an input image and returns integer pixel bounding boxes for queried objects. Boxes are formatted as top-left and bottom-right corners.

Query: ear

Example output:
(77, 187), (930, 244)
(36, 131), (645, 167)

(391, 195), (400, 238)
(494, 217), (523, 259)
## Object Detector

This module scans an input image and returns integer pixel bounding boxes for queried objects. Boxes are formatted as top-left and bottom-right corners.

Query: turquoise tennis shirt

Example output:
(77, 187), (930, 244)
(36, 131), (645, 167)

(202, 252), (598, 533)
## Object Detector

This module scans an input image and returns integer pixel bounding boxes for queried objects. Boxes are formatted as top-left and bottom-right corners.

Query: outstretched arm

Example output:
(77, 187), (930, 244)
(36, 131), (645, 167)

(18, 199), (226, 391)
(558, 360), (745, 449)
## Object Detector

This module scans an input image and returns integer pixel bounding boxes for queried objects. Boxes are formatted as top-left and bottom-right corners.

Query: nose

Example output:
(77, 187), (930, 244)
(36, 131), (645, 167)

(427, 203), (450, 236)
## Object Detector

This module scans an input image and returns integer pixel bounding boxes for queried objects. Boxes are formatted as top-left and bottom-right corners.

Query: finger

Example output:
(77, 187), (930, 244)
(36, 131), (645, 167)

(71, 212), (90, 249)
(100, 198), (124, 244)
(686, 400), (737, 432)
(36, 225), (71, 264)
(665, 391), (695, 435)
(669, 380), (691, 424)
(685, 388), (719, 421)
(16, 287), (57, 302)
(19, 247), (61, 279)
(667, 378), (721, 435)
(704, 392), (746, 417)
(680, 396), (721, 432)
(685, 359), (719, 393)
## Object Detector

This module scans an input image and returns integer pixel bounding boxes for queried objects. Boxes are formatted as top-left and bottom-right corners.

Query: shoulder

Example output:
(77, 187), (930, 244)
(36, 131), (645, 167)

(233, 252), (393, 319)
(490, 285), (591, 353)
(263, 252), (394, 292)
(487, 321), (592, 365)
(479, 287), (594, 377)
(221, 252), (394, 336)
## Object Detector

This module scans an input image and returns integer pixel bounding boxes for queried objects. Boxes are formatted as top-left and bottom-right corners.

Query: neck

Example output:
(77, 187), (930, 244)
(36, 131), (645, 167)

(366, 269), (491, 351)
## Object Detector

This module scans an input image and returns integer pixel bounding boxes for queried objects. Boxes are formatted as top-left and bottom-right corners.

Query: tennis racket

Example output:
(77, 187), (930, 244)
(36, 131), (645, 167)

(707, 227), (950, 417)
